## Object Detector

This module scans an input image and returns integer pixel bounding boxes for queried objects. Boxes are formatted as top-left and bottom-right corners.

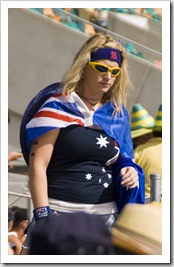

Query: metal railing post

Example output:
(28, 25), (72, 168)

(150, 173), (161, 202)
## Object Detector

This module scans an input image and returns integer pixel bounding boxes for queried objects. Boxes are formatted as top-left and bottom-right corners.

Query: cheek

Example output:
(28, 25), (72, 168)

(110, 77), (117, 86)
(85, 68), (100, 81)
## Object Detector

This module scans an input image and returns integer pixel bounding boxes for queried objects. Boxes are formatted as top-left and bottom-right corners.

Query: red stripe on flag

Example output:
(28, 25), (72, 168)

(51, 93), (63, 97)
(33, 111), (84, 126)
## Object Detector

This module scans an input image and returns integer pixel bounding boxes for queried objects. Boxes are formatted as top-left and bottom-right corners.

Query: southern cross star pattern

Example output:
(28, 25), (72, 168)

(85, 135), (113, 188)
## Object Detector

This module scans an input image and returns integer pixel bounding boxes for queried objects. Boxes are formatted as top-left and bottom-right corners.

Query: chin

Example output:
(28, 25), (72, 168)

(101, 86), (110, 93)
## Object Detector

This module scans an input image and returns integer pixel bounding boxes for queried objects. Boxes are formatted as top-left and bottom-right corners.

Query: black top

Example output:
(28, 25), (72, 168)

(47, 125), (120, 204)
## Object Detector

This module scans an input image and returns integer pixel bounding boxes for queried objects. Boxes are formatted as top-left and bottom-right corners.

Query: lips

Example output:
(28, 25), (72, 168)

(100, 82), (110, 86)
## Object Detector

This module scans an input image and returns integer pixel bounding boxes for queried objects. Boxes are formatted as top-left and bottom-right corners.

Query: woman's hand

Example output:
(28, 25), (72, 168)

(8, 151), (23, 170)
(120, 166), (139, 188)
(8, 151), (23, 162)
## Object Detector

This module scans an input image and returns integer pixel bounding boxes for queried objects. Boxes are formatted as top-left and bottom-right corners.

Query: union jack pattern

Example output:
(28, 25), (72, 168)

(26, 91), (134, 159)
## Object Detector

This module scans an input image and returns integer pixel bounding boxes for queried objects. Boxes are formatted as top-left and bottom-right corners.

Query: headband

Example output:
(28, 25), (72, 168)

(91, 48), (122, 66)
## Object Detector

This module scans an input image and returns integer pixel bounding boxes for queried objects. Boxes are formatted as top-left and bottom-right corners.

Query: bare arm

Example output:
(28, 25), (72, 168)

(8, 235), (22, 255)
(28, 129), (60, 209)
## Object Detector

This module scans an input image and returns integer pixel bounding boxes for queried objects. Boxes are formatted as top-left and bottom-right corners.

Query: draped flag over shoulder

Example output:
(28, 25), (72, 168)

(21, 82), (134, 166)
(93, 103), (134, 159)
(26, 93), (85, 145)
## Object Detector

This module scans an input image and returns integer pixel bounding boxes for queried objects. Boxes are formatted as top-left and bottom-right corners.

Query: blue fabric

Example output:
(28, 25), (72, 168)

(93, 103), (134, 159)
(112, 156), (145, 213)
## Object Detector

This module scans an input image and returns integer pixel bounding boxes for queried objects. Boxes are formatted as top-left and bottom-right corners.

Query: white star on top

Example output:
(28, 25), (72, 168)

(102, 167), (106, 173)
(96, 135), (109, 148)
(108, 174), (112, 179)
(103, 182), (109, 188)
(99, 179), (102, 183)
(85, 173), (92, 181)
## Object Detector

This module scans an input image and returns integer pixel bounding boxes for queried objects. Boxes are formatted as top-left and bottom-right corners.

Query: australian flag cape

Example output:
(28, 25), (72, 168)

(20, 82), (145, 210)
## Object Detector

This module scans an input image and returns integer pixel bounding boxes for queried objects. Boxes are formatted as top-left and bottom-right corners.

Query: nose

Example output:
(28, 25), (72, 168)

(103, 70), (112, 79)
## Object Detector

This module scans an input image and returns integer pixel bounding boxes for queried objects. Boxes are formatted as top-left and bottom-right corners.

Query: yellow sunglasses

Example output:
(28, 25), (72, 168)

(89, 62), (121, 77)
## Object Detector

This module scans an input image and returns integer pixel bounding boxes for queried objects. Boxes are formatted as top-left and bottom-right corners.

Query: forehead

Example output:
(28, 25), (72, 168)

(93, 59), (119, 68)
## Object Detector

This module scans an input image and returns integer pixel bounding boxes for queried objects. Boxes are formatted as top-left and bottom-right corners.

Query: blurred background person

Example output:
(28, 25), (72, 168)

(134, 104), (162, 197)
(130, 103), (155, 149)
(8, 207), (28, 254)
(8, 207), (15, 255)
(90, 8), (110, 29)
(78, 8), (96, 35)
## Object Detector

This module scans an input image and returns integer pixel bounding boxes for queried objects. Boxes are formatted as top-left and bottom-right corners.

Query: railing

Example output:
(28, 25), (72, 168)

(29, 8), (162, 62)
(111, 8), (162, 23)
(53, 9), (162, 59)
(150, 173), (162, 202)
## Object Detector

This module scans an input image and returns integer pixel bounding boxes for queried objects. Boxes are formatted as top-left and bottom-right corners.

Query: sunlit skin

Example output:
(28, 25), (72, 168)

(79, 59), (119, 100)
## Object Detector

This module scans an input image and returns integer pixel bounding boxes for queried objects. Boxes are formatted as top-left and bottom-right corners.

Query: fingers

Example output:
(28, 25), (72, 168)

(8, 151), (23, 162)
(120, 167), (139, 188)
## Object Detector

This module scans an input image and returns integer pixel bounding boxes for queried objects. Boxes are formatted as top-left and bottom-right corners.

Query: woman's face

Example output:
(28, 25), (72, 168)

(83, 59), (120, 95)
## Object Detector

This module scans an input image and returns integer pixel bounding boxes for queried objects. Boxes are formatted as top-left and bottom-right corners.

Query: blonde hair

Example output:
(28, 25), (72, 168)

(62, 32), (132, 113)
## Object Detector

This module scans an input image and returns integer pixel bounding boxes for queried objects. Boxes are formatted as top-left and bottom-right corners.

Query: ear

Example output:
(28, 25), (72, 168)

(81, 68), (86, 79)
(21, 220), (27, 228)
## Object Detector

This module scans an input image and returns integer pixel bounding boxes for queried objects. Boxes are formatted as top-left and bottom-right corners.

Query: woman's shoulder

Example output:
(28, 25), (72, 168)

(8, 231), (18, 238)
(20, 82), (63, 165)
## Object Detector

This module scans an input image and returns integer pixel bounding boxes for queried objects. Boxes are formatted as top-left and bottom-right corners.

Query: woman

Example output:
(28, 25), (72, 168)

(20, 32), (144, 254)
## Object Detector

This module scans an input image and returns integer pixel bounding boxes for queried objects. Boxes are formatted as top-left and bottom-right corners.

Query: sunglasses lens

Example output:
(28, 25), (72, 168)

(90, 62), (121, 77)
(112, 69), (120, 76)
(95, 64), (109, 73)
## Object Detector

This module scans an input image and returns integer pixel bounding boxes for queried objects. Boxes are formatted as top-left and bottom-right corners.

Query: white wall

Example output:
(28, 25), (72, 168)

(8, 8), (87, 116)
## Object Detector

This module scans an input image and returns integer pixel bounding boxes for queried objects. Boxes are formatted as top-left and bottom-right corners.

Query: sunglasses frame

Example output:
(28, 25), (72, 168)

(89, 61), (121, 77)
